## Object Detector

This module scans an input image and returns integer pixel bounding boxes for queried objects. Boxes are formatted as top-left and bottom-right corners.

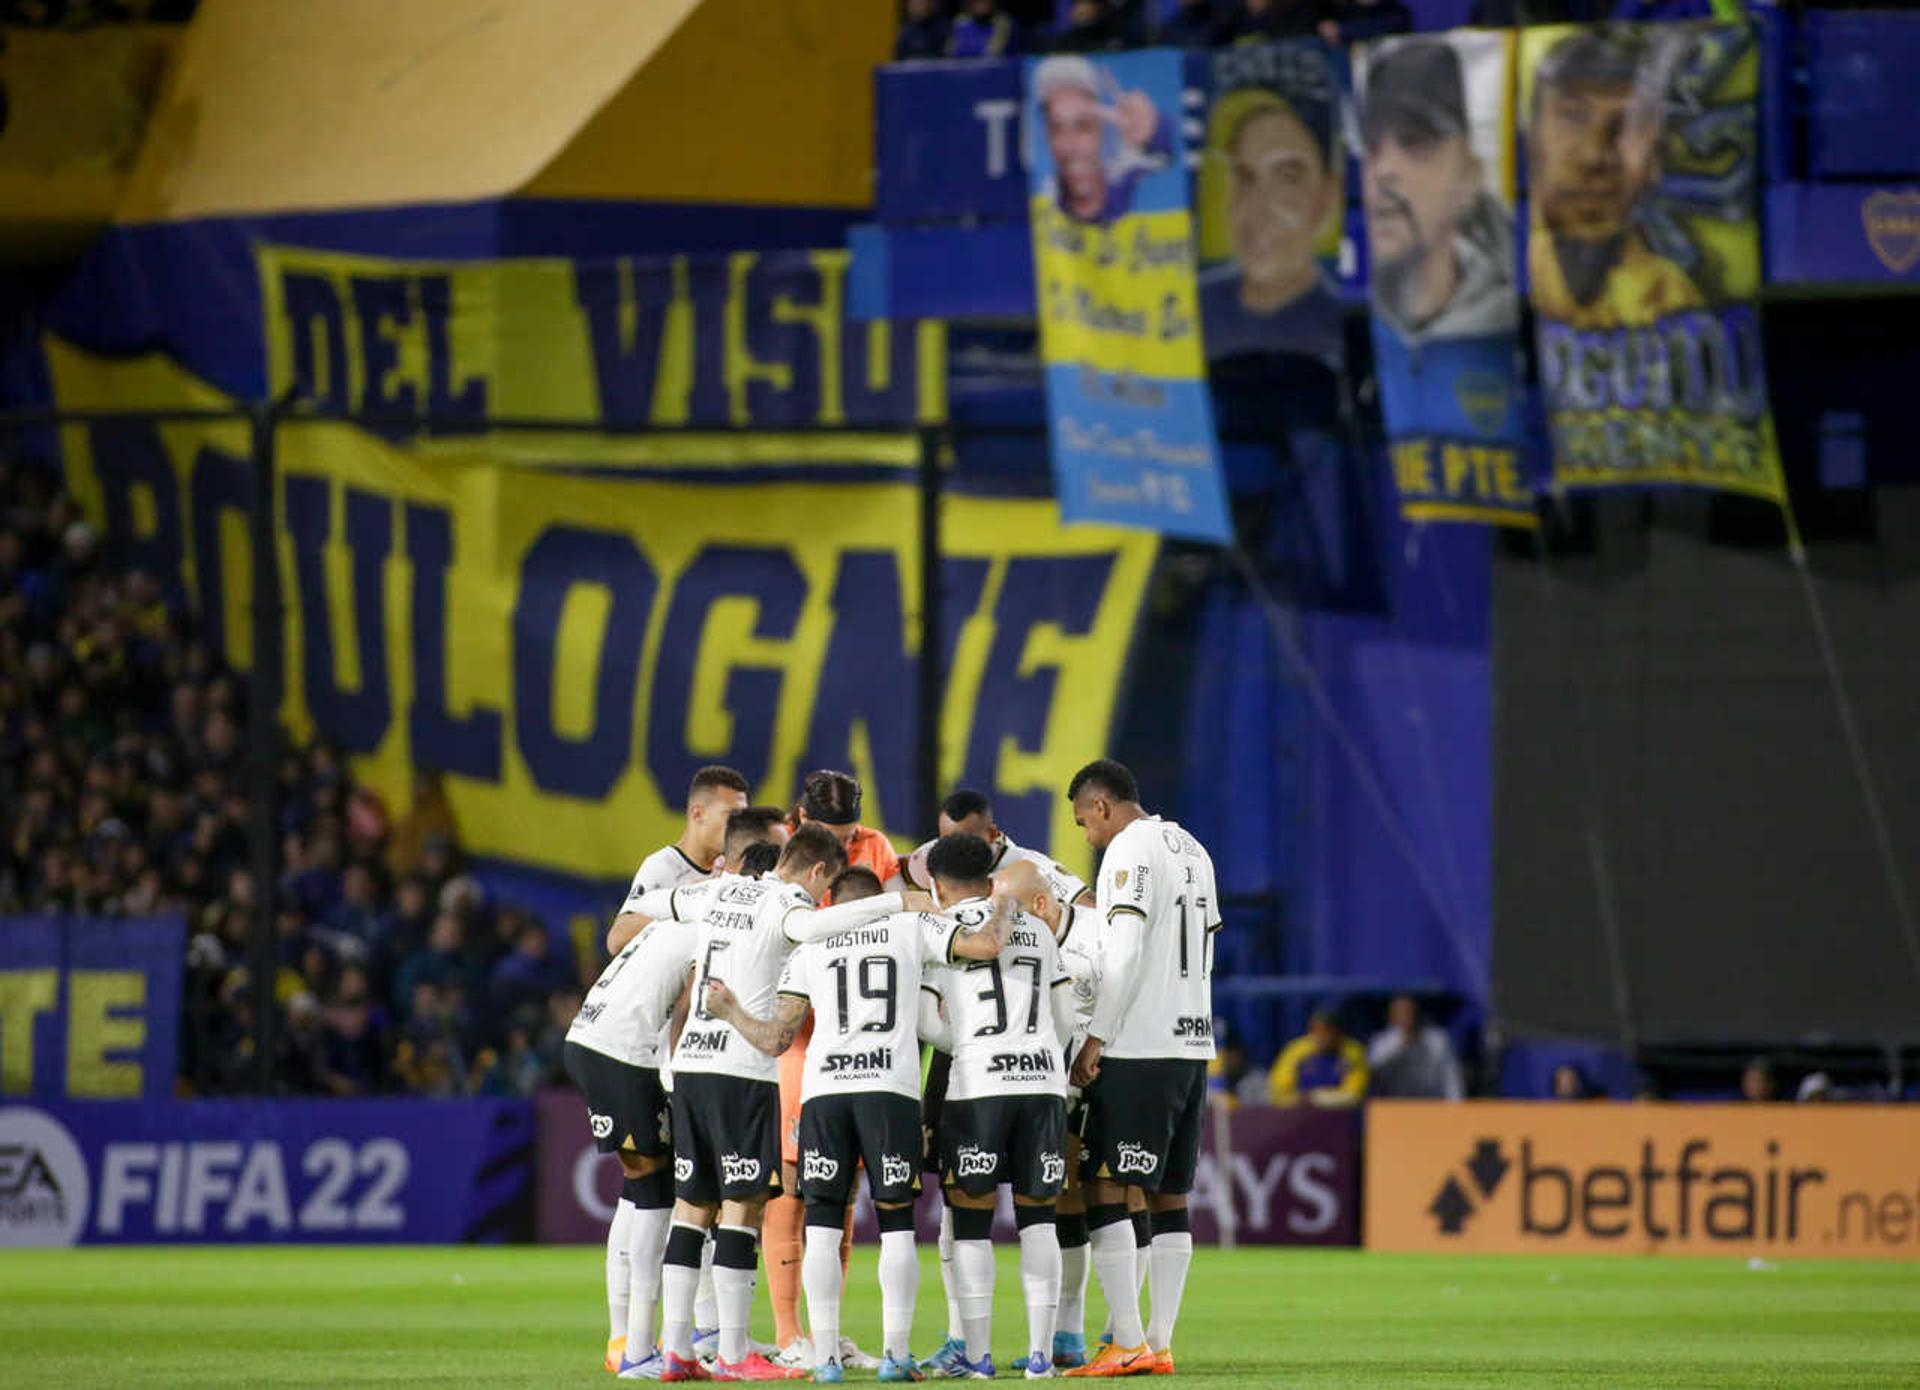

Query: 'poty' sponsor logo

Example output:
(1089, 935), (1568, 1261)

(1040, 1151), (1066, 1185)
(674, 1156), (695, 1183)
(720, 1153), (762, 1186)
(880, 1154), (914, 1189)
(955, 1145), (998, 1178)
(588, 1112), (614, 1140)
(1114, 1141), (1158, 1176)
(802, 1150), (839, 1183)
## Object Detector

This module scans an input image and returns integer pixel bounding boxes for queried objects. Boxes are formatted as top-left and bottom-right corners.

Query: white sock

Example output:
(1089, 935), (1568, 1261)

(878, 1228), (919, 1361)
(1145, 1231), (1193, 1352)
(953, 1235), (996, 1364)
(714, 1225), (758, 1366)
(1019, 1222), (1061, 1361)
(695, 1234), (719, 1332)
(626, 1204), (672, 1355)
(939, 1204), (963, 1341)
(1090, 1218), (1144, 1347)
(1059, 1239), (1089, 1339)
(1135, 1230), (1150, 1300)
(607, 1199), (635, 1341)
(803, 1225), (843, 1368)
(661, 1223), (705, 1360)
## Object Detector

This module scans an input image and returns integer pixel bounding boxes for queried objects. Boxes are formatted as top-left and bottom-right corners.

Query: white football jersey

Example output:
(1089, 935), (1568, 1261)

(777, 911), (962, 1103)
(930, 897), (1072, 1101)
(621, 843), (713, 915)
(905, 833), (1088, 908)
(567, 918), (698, 1068)
(1055, 901), (1107, 1053)
(670, 876), (812, 1084)
(1091, 816), (1221, 1061)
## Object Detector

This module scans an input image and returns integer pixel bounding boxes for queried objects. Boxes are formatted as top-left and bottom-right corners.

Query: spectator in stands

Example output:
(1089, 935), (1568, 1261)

(1741, 1055), (1777, 1102)
(1054, 0), (1126, 51)
(1551, 1062), (1593, 1099)
(896, 0), (951, 61)
(1207, 1038), (1269, 1106)
(1269, 1008), (1368, 1106)
(1367, 994), (1464, 1099)
(1317, 0), (1411, 46)
(1227, 0), (1326, 43)
(1161, 0), (1226, 46)
(948, 0), (1019, 58)
(490, 917), (572, 1018)
(1796, 1072), (1834, 1103)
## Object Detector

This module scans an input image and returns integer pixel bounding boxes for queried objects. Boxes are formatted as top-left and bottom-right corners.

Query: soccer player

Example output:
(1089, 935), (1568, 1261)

(594, 765), (750, 1372)
(991, 858), (1104, 1370)
(922, 835), (1077, 1381)
(1062, 760), (1220, 1379)
(904, 788), (1092, 909)
(610, 766), (752, 954)
(567, 809), (789, 1379)
(766, 769), (903, 1370)
(653, 825), (918, 1383)
(903, 787), (1091, 1364)
(704, 862), (1014, 1383)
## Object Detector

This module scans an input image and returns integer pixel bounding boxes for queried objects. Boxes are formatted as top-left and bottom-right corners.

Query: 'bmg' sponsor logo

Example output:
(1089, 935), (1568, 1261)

(1427, 1136), (1827, 1244)
(0, 1108), (90, 1247)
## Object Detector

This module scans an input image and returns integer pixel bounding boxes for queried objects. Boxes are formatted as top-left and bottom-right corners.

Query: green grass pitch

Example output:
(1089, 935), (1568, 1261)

(2, 1245), (1917, 1387)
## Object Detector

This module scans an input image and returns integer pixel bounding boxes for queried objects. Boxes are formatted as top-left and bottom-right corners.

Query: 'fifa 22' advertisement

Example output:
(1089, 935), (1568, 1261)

(1367, 1102), (1920, 1259)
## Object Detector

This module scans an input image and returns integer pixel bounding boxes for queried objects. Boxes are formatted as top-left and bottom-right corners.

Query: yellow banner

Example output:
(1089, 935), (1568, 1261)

(46, 337), (1155, 883)
(1367, 1101), (1920, 1259)
(0, 24), (177, 261)
(256, 244), (946, 442)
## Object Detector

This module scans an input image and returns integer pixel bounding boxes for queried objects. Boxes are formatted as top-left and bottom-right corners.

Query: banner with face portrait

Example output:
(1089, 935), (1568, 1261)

(1026, 49), (1231, 545)
(1358, 31), (1534, 528)
(1196, 42), (1347, 370)
(1520, 22), (1783, 502)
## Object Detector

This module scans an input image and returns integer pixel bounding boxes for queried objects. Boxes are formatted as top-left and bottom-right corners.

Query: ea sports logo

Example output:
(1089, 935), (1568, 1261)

(0, 1107), (89, 1247)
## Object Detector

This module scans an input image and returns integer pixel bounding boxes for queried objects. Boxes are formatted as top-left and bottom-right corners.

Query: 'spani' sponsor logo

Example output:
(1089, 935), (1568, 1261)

(821, 1049), (893, 1073)
(987, 1051), (1056, 1075)
(1174, 1016), (1212, 1039)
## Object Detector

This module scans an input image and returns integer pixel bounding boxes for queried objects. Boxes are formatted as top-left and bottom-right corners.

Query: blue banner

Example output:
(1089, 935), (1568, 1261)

(0, 917), (182, 1102)
(0, 1100), (533, 1246)
(1027, 49), (1231, 544)
(875, 61), (1027, 224)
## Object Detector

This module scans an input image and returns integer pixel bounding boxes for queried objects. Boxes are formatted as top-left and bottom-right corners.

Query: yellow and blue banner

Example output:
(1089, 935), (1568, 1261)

(1358, 31), (1533, 528)
(45, 246), (1157, 885)
(0, 917), (182, 1102)
(1026, 50), (1230, 544)
(1521, 22), (1784, 503)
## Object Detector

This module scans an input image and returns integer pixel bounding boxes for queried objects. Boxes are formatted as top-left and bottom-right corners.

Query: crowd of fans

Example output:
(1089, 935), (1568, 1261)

(0, 455), (585, 1098)
(894, 0), (1906, 64)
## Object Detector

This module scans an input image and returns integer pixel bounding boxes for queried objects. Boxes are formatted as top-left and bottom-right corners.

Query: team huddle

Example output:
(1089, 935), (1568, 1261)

(563, 761), (1220, 1382)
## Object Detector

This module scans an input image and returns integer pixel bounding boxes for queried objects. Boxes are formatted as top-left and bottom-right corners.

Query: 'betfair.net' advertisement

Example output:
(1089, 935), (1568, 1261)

(1367, 1102), (1920, 1259)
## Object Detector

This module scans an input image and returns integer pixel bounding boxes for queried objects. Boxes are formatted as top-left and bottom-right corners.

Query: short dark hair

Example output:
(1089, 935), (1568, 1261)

(738, 841), (782, 877)
(799, 769), (862, 826)
(1066, 758), (1139, 804)
(724, 806), (788, 861)
(940, 787), (992, 823)
(690, 765), (749, 802)
(925, 832), (995, 895)
(829, 866), (884, 902)
(780, 822), (848, 878)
